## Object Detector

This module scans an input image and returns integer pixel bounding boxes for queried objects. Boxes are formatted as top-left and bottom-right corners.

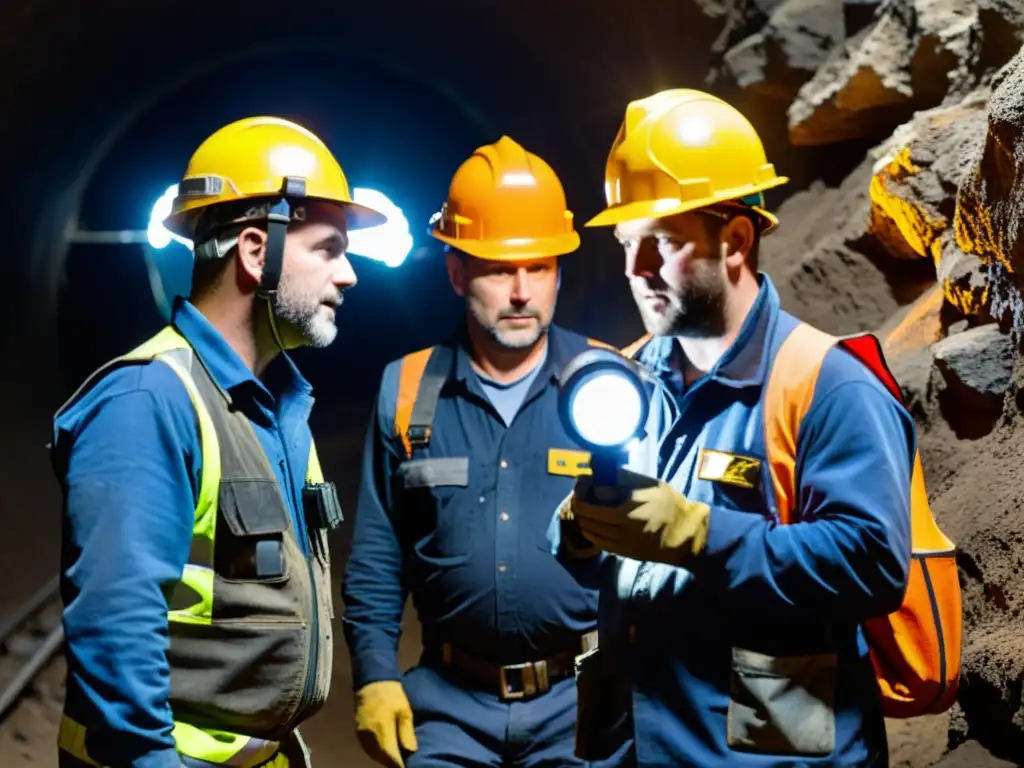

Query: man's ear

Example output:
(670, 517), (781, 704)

(445, 251), (467, 297)
(236, 226), (267, 288)
(721, 215), (756, 270)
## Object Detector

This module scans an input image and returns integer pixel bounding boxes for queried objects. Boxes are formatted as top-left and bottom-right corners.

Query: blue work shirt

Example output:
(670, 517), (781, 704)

(51, 298), (316, 768)
(342, 323), (602, 688)
(551, 274), (916, 767)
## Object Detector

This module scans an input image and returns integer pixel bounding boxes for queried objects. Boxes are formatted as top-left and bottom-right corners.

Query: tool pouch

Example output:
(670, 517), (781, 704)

(302, 482), (344, 532)
(303, 482), (343, 564)
(573, 647), (632, 761)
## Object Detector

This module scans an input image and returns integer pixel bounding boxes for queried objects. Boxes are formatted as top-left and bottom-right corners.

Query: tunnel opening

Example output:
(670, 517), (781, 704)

(58, 48), (501, 412)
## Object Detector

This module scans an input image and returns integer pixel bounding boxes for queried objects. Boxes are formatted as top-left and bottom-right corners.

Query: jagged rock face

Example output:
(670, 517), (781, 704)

(784, 0), (1024, 147)
(955, 49), (1024, 277)
(718, 0), (846, 102)
(932, 323), (1013, 433)
(704, 0), (790, 88)
(868, 92), (992, 315)
(699, 2), (1024, 763)
(936, 235), (989, 319)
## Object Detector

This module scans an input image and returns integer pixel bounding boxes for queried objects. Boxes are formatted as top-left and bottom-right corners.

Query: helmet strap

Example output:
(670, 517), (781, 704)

(258, 176), (307, 353)
(257, 176), (307, 300)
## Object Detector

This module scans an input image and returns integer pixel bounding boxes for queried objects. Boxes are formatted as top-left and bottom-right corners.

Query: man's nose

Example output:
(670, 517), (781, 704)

(625, 240), (659, 279)
(510, 268), (532, 303)
(332, 254), (358, 289)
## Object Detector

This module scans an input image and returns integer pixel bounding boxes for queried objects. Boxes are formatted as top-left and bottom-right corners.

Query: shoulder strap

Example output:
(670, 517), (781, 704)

(394, 346), (453, 459)
(585, 336), (617, 351)
(621, 333), (653, 360)
(763, 322), (839, 525)
(765, 321), (925, 528)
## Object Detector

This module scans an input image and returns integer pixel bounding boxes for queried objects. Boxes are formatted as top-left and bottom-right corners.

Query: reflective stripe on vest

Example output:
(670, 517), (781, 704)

(56, 326), (324, 765)
(59, 715), (283, 767)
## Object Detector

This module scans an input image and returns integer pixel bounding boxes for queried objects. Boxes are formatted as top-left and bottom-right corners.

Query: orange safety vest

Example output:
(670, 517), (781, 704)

(624, 324), (963, 719)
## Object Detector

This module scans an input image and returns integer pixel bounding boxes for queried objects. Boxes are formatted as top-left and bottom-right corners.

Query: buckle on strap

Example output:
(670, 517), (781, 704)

(499, 660), (549, 701)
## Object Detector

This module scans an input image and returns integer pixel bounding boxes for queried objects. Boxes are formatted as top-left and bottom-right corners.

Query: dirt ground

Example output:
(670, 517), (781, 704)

(0, 586), (425, 768)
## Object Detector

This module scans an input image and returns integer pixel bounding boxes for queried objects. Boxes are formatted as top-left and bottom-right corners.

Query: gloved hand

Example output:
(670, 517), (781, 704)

(556, 492), (602, 559)
(354, 680), (418, 768)
(559, 469), (710, 566)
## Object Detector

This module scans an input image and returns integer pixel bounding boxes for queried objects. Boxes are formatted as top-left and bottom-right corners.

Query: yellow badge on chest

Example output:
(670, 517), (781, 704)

(547, 448), (592, 477)
(697, 449), (761, 489)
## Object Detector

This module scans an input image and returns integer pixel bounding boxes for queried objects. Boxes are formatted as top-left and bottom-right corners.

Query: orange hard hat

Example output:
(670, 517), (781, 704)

(429, 136), (580, 261)
(586, 89), (788, 234)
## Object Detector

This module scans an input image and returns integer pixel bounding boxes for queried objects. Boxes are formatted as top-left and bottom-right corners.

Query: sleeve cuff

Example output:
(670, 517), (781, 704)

(352, 650), (402, 690)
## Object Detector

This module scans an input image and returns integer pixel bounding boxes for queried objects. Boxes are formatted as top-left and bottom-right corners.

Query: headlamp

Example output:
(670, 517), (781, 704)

(558, 348), (651, 485)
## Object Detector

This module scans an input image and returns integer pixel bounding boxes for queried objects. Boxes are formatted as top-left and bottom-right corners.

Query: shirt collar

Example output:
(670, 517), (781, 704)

(171, 298), (312, 404)
(638, 272), (780, 389)
(450, 321), (573, 388)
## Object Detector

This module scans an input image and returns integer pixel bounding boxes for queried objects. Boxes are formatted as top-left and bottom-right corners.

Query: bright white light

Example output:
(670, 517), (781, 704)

(570, 372), (643, 448)
(678, 115), (712, 146)
(269, 146), (317, 178)
(347, 187), (413, 268)
(148, 184), (193, 250)
(500, 172), (536, 186)
(147, 183), (412, 267)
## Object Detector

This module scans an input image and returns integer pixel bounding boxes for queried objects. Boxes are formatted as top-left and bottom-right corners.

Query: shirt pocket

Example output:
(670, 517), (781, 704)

(395, 457), (474, 563)
(537, 448), (592, 551)
(727, 647), (838, 758)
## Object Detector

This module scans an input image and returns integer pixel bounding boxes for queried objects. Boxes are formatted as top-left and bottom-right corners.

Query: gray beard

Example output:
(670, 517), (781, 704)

(273, 279), (339, 348)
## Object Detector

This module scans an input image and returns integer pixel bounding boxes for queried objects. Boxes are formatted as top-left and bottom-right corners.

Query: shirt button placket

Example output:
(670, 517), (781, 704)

(495, 451), (515, 633)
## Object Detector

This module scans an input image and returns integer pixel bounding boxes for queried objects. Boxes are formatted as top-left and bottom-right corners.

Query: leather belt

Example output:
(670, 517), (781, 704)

(438, 630), (598, 701)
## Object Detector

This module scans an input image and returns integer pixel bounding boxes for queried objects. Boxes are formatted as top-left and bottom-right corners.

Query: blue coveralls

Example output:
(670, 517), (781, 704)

(342, 323), (607, 767)
(550, 274), (916, 767)
(51, 299), (318, 768)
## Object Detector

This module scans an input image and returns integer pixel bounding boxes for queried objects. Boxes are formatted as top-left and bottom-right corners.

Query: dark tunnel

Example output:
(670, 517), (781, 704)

(0, 1), (877, 762)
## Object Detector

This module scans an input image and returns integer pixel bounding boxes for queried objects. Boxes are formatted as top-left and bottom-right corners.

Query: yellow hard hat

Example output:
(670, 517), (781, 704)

(429, 136), (580, 261)
(163, 116), (386, 239)
(586, 89), (788, 234)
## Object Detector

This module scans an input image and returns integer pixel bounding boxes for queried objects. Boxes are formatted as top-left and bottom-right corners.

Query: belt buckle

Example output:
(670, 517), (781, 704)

(499, 662), (538, 700)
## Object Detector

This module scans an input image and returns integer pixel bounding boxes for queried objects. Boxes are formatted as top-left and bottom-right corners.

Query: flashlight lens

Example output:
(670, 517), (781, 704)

(570, 372), (643, 447)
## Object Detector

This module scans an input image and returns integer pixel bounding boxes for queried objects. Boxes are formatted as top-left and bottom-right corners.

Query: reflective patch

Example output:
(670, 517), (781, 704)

(697, 449), (761, 490)
(548, 448), (592, 477)
(397, 457), (469, 488)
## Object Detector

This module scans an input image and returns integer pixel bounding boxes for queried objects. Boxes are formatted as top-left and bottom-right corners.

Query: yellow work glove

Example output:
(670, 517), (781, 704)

(354, 680), (418, 768)
(559, 469), (711, 566)
(556, 493), (603, 559)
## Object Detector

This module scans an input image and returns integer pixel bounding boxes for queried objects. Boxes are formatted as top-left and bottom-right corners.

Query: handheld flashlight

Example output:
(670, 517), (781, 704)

(558, 348), (651, 487)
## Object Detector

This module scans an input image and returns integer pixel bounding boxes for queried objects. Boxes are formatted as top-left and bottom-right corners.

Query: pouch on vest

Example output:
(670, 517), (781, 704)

(763, 322), (963, 719)
(303, 482), (343, 532)
(217, 480), (289, 581)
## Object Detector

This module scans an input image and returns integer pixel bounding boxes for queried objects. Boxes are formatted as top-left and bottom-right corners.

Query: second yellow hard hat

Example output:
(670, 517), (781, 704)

(586, 89), (788, 234)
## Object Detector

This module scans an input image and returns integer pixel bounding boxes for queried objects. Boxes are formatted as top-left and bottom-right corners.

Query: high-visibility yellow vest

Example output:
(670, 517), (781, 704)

(56, 326), (335, 767)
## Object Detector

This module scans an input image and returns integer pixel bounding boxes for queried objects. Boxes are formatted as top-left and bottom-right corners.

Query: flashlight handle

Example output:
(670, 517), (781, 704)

(589, 450), (624, 487)
(585, 450), (631, 507)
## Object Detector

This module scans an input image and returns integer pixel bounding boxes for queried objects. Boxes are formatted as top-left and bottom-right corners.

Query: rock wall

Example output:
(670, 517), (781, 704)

(702, 1), (1024, 765)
